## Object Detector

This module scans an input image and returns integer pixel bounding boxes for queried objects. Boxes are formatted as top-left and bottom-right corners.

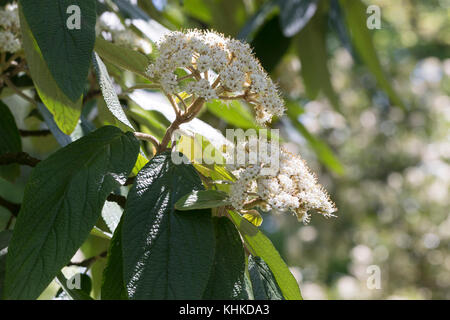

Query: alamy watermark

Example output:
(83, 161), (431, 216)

(366, 265), (382, 290)
(366, 5), (381, 30)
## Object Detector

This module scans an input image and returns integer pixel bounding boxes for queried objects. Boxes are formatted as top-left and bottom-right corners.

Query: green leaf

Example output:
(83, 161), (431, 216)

(175, 190), (230, 211)
(251, 15), (291, 73)
(56, 273), (93, 300)
(295, 10), (340, 110)
(19, 8), (82, 134)
(203, 217), (247, 299)
(92, 52), (135, 131)
(94, 37), (152, 78)
(339, 0), (405, 109)
(20, 0), (96, 101)
(242, 210), (263, 227)
(122, 151), (215, 299)
(0, 101), (22, 182)
(4, 126), (140, 299)
(228, 210), (302, 300)
(248, 255), (284, 300)
(101, 221), (127, 300)
(279, 0), (318, 37)
(206, 100), (257, 129)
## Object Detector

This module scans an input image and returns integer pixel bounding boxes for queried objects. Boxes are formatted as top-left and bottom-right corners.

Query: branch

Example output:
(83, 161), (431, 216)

(158, 97), (206, 152)
(19, 129), (51, 137)
(67, 251), (107, 267)
(2, 76), (37, 106)
(0, 195), (20, 217)
(106, 194), (126, 209)
(124, 176), (135, 186)
(133, 132), (160, 150)
(0, 152), (41, 167)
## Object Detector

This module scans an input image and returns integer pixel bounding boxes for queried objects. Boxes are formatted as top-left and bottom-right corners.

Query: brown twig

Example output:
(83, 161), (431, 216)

(19, 129), (51, 137)
(124, 176), (135, 186)
(2, 76), (37, 106)
(0, 152), (41, 167)
(67, 251), (107, 268)
(133, 132), (160, 149)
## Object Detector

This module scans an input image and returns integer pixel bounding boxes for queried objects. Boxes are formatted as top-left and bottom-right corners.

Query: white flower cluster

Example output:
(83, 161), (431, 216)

(0, 4), (21, 53)
(227, 141), (337, 224)
(145, 30), (285, 124)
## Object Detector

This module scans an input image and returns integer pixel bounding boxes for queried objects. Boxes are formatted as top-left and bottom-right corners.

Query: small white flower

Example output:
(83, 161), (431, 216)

(0, 4), (21, 54)
(144, 29), (287, 124)
(227, 140), (337, 224)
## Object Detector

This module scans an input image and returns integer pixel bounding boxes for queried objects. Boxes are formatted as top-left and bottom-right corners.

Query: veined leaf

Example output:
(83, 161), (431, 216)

(94, 37), (152, 78)
(175, 190), (230, 211)
(228, 210), (302, 300)
(339, 0), (406, 109)
(19, 8), (82, 135)
(0, 101), (22, 182)
(20, 0), (96, 101)
(4, 126), (140, 299)
(122, 151), (215, 299)
(203, 217), (248, 299)
(92, 52), (135, 131)
(248, 255), (284, 300)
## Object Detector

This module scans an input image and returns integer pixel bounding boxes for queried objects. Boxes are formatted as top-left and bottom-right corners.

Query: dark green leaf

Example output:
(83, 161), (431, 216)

(20, 0), (96, 101)
(251, 15), (291, 73)
(175, 190), (230, 211)
(0, 101), (22, 182)
(122, 151), (215, 299)
(248, 255), (284, 300)
(101, 221), (127, 300)
(4, 126), (140, 299)
(19, 8), (82, 134)
(228, 211), (302, 300)
(203, 217), (248, 299)
(279, 0), (318, 37)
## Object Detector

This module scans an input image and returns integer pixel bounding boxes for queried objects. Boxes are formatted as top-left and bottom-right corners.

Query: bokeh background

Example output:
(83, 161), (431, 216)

(1, 0), (449, 299)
